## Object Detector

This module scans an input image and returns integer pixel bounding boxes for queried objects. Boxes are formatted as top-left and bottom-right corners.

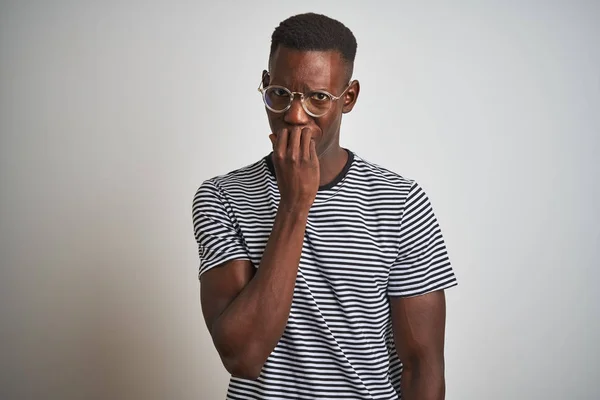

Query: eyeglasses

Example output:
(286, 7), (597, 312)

(258, 79), (352, 118)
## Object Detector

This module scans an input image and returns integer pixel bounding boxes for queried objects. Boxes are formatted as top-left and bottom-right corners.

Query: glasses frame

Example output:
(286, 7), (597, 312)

(257, 79), (352, 118)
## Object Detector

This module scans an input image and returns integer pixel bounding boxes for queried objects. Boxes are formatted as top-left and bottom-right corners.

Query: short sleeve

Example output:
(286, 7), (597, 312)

(192, 180), (250, 279)
(388, 182), (457, 297)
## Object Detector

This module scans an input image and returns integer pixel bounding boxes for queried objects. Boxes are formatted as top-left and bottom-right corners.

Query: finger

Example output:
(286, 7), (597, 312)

(300, 128), (313, 160)
(275, 128), (288, 157)
(309, 137), (318, 161)
(287, 126), (302, 160)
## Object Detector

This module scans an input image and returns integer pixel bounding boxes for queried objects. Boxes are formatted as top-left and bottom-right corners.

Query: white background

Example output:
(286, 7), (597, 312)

(1, 1), (599, 399)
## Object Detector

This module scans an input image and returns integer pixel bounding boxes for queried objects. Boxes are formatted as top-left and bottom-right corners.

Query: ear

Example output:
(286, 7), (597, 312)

(262, 70), (270, 87)
(342, 80), (360, 113)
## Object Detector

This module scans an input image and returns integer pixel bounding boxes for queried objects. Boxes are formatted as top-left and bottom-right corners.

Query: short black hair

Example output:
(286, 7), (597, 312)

(269, 13), (357, 80)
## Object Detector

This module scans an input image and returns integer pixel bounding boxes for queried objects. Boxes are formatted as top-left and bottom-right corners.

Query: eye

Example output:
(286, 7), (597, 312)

(310, 92), (330, 101)
(271, 88), (288, 97)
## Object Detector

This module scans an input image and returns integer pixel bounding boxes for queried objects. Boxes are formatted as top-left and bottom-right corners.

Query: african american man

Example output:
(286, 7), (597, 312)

(192, 12), (457, 400)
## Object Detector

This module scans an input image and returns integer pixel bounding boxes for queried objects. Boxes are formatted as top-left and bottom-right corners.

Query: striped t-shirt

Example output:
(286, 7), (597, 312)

(192, 149), (457, 400)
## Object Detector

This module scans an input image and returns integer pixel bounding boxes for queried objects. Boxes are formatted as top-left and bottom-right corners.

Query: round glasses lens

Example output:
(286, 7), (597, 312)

(264, 87), (291, 111)
(305, 92), (332, 116)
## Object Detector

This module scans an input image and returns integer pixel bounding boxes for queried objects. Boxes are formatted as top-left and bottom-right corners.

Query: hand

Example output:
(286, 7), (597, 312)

(269, 127), (320, 213)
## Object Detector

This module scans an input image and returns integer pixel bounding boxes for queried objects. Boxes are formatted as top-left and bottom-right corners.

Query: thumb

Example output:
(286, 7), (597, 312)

(269, 134), (276, 149)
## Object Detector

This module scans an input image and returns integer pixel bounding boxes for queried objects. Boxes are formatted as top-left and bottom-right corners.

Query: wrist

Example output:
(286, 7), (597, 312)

(276, 204), (310, 225)
(277, 202), (312, 218)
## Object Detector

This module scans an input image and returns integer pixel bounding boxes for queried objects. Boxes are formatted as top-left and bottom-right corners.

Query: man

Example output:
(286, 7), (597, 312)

(192, 12), (457, 400)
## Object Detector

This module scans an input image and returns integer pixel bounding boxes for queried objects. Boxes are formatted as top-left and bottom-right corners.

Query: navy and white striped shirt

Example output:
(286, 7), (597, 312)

(192, 150), (457, 399)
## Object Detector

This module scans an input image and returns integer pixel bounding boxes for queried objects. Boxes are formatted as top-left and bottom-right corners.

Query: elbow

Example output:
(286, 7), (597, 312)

(213, 328), (264, 380)
(223, 355), (263, 380)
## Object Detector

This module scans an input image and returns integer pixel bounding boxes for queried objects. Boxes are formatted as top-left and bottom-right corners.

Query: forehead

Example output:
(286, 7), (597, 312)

(268, 47), (346, 90)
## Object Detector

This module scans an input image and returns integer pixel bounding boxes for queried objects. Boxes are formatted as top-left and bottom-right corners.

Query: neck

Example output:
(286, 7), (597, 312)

(317, 146), (349, 188)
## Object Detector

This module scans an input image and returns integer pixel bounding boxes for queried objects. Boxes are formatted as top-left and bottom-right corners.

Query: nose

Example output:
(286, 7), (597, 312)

(283, 93), (310, 125)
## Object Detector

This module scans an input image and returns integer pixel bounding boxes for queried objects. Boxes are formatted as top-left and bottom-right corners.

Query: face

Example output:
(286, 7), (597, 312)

(262, 46), (360, 158)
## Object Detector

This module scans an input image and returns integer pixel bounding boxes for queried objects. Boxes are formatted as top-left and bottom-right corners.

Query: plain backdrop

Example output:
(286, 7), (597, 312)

(1, 1), (599, 399)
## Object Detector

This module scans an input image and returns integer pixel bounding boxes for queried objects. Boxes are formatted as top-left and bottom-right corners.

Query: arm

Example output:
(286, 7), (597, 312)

(391, 290), (447, 400)
(198, 127), (319, 379)
(201, 208), (308, 380)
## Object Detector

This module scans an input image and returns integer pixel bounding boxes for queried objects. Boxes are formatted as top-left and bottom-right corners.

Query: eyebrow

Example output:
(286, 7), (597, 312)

(271, 82), (332, 93)
(268, 77), (332, 93)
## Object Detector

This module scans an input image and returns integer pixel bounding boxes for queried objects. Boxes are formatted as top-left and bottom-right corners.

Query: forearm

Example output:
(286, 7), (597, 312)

(212, 208), (307, 377)
(401, 359), (445, 400)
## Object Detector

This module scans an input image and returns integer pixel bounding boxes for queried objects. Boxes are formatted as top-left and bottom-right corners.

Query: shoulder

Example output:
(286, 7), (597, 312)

(349, 152), (445, 226)
(192, 157), (270, 212)
(195, 157), (269, 196)
(351, 152), (416, 194)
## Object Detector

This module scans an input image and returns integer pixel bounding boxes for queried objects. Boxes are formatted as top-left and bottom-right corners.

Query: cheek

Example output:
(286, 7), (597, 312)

(266, 113), (282, 130)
